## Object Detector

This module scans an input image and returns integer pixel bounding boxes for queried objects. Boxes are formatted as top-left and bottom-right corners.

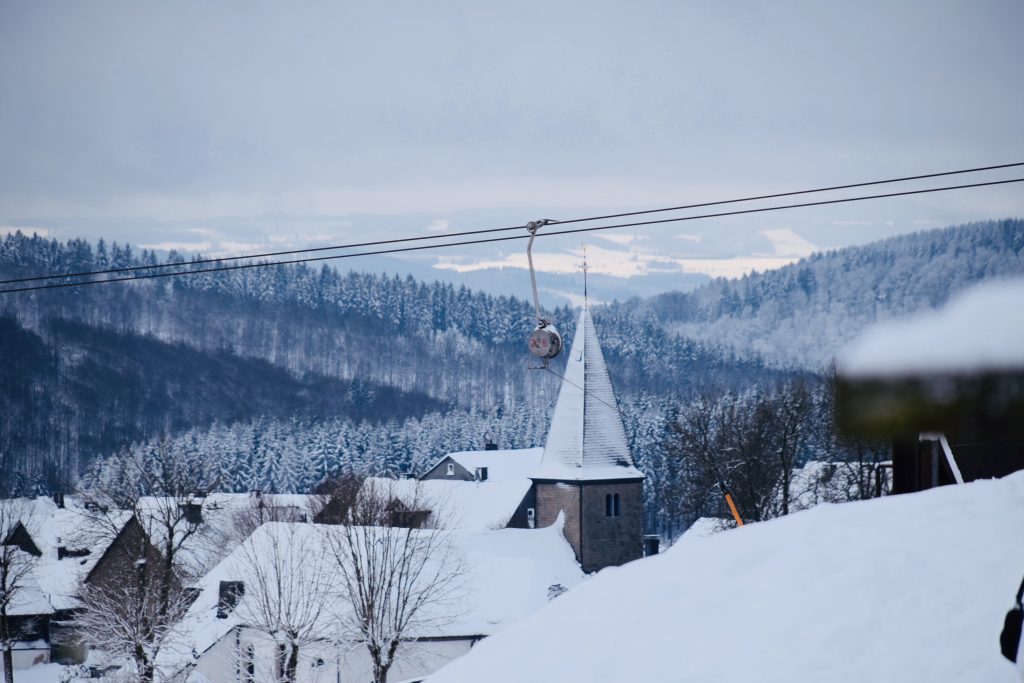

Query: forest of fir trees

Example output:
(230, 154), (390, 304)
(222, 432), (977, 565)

(2, 220), (1014, 536)
(80, 377), (883, 540)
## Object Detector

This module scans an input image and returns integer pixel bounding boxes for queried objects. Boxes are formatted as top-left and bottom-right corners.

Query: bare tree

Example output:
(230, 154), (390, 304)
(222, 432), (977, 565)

(325, 480), (465, 683)
(73, 558), (194, 683)
(664, 381), (818, 530)
(760, 379), (813, 518)
(0, 499), (37, 683)
(230, 523), (334, 683)
(74, 440), (214, 683)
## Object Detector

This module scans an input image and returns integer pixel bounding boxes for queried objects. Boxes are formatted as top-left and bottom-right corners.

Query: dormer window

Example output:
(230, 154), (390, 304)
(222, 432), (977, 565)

(446, 463), (455, 476)
(605, 493), (621, 517)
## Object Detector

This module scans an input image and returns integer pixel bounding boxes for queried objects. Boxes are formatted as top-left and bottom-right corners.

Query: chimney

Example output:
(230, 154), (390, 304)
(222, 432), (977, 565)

(643, 535), (660, 557)
(484, 431), (498, 451)
(217, 581), (245, 619)
(475, 467), (489, 482)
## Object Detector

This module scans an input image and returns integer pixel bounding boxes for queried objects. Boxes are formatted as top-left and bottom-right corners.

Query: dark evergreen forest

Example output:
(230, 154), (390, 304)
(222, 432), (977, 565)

(2, 219), (1021, 535)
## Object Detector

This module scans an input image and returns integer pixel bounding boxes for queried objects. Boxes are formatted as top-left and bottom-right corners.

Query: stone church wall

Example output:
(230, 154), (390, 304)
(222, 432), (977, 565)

(579, 480), (643, 573)
(535, 482), (581, 557)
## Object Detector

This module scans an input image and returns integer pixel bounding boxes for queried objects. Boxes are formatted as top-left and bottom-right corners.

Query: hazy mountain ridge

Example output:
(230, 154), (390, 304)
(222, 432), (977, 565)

(0, 233), (769, 408)
(631, 219), (1024, 368)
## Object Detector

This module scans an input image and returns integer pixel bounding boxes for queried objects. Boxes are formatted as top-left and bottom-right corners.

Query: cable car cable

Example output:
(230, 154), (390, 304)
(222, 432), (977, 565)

(543, 366), (621, 414)
(548, 160), (1024, 227)
(3, 161), (1021, 287)
(1, 175), (1021, 295)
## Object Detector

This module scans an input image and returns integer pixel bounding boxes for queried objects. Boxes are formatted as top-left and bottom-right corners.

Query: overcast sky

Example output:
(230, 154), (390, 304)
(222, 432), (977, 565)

(2, 1), (1022, 297)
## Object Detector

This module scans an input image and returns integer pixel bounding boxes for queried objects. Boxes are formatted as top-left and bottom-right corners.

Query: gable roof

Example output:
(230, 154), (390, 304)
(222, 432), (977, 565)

(134, 493), (315, 578)
(363, 477), (532, 532)
(1, 496), (132, 613)
(3, 549), (50, 616)
(160, 520), (585, 675)
(535, 310), (643, 481)
(427, 448), (544, 483)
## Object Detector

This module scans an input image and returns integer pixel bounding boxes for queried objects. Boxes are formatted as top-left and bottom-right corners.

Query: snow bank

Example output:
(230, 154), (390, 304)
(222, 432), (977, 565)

(839, 278), (1024, 378)
(427, 472), (1024, 683)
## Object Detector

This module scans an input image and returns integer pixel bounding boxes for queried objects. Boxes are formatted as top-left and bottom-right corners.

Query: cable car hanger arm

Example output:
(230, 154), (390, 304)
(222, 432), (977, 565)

(525, 220), (562, 368)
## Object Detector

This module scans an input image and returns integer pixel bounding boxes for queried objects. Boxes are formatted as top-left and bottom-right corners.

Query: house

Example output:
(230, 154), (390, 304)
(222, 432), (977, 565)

(0, 490), (319, 674)
(0, 496), (133, 668)
(837, 278), (1024, 492)
(159, 521), (585, 683)
(130, 492), (316, 580)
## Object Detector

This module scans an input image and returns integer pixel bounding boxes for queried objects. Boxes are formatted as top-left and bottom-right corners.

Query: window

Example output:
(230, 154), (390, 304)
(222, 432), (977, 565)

(244, 645), (255, 683)
(446, 462), (455, 476)
(605, 493), (621, 518)
(277, 643), (287, 682)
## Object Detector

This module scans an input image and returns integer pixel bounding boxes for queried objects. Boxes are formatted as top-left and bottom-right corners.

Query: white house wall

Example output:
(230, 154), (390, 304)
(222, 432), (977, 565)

(195, 627), (474, 683)
(9, 642), (49, 670)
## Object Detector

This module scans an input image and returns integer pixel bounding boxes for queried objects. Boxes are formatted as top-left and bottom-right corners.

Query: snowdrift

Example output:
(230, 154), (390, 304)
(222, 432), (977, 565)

(428, 472), (1024, 682)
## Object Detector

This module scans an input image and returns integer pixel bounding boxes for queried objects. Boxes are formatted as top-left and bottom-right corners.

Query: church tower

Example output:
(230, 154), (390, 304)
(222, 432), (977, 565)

(532, 309), (645, 573)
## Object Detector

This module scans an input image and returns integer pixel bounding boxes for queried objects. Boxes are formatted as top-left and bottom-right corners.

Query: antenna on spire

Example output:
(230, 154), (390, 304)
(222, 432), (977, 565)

(579, 243), (589, 308)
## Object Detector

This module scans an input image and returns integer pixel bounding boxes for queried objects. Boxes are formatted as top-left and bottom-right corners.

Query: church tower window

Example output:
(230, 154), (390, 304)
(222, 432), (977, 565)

(605, 493), (621, 517)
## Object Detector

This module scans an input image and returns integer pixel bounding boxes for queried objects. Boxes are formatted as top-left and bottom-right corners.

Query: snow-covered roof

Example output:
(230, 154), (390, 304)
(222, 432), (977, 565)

(441, 447), (544, 482)
(4, 549), (51, 616)
(135, 493), (315, 578)
(363, 477), (532, 532)
(839, 278), (1024, 379)
(162, 520), (584, 675)
(426, 470), (1024, 683)
(6, 496), (132, 612)
(535, 310), (643, 481)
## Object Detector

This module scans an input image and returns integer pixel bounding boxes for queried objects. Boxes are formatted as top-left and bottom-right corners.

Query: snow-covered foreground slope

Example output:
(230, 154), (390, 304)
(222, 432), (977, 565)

(428, 472), (1024, 683)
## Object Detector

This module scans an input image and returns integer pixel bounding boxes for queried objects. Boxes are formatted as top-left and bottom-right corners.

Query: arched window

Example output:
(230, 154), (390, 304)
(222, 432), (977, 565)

(606, 493), (621, 518)
(446, 462), (455, 476)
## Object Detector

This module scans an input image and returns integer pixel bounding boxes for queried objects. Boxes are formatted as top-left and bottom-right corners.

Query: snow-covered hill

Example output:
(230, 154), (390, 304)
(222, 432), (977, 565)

(639, 218), (1024, 368)
(427, 472), (1024, 682)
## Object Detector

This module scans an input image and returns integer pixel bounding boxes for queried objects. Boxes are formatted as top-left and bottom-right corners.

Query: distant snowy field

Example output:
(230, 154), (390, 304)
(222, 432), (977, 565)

(427, 472), (1024, 682)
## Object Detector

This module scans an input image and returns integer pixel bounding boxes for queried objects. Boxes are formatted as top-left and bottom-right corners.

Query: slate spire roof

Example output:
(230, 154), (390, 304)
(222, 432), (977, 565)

(535, 309), (643, 481)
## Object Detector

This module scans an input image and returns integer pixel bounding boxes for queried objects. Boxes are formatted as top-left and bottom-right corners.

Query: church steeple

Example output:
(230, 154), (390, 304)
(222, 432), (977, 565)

(537, 309), (643, 480)
(531, 309), (644, 573)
